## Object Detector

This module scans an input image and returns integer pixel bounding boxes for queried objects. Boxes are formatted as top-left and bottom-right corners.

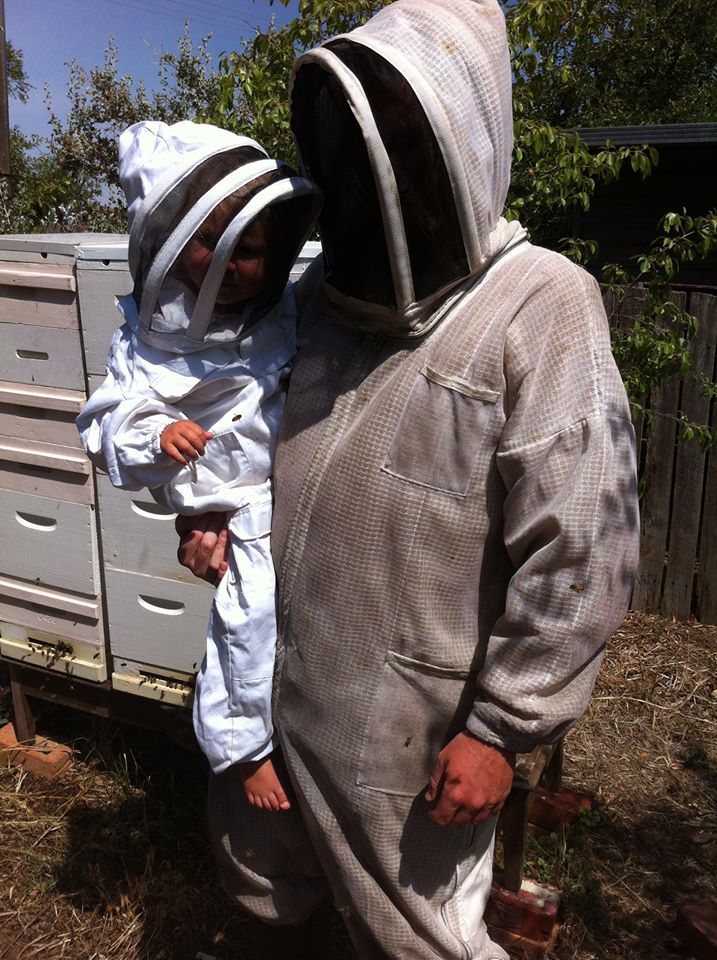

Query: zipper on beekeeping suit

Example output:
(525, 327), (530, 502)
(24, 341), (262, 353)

(276, 331), (388, 637)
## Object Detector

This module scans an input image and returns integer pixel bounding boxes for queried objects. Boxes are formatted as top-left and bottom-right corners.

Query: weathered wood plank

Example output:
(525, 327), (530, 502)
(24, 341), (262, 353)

(0, 380), (86, 413)
(697, 445), (717, 624)
(608, 286), (647, 456)
(96, 473), (211, 586)
(0, 489), (97, 595)
(76, 263), (132, 376)
(8, 666), (37, 744)
(0, 459), (94, 505)
(0, 261), (75, 290)
(696, 295), (717, 624)
(0, 403), (84, 449)
(0, 290), (78, 328)
(0, 434), (90, 474)
(663, 292), (717, 618)
(0, 323), (84, 390)
(632, 369), (681, 611)
(104, 568), (212, 675)
(0, 593), (102, 645)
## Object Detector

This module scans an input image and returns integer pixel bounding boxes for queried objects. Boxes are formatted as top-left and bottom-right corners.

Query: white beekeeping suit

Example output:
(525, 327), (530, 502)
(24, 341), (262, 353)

(205, 3), (640, 959)
(78, 120), (321, 773)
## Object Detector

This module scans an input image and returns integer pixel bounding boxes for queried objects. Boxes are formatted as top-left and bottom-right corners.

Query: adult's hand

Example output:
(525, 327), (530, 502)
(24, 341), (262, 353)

(175, 511), (229, 583)
(425, 732), (515, 827)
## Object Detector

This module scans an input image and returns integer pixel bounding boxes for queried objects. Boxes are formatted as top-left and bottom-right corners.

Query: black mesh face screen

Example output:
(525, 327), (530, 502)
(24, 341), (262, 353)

(324, 40), (469, 302)
(254, 192), (318, 311)
(291, 63), (396, 307)
(138, 145), (266, 275)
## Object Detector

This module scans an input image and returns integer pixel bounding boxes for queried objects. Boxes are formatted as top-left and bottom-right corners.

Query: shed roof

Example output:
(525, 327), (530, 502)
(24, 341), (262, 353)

(576, 123), (717, 146)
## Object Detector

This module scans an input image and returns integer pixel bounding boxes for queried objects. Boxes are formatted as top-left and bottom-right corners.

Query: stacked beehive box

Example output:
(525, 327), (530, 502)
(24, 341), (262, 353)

(0, 234), (321, 715)
(0, 235), (119, 682)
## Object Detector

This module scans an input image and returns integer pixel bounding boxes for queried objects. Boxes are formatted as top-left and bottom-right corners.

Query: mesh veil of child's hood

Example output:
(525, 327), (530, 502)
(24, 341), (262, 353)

(118, 120), (322, 355)
(289, 0), (527, 337)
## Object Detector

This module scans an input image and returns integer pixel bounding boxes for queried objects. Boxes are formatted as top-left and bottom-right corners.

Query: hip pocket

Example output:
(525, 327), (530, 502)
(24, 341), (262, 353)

(357, 651), (477, 797)
(381, 365), (500, 496)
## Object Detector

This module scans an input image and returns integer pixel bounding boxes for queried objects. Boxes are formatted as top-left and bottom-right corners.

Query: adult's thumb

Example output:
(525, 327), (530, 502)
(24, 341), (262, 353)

(425, 755), (446, 803)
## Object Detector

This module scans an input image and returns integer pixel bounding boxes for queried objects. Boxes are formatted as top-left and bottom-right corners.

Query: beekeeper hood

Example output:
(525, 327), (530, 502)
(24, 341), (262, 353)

(290, 0), (526, 337)
(118, 120), (322, 353)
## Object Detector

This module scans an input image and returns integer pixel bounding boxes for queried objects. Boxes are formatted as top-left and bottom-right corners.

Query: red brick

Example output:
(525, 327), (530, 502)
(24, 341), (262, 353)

(528, 787), (592, 833)
(489, 925), (559, 960)
(0, 722), (72, 781)
(675, 900), (717, 960)
(486, 879), (561, 945)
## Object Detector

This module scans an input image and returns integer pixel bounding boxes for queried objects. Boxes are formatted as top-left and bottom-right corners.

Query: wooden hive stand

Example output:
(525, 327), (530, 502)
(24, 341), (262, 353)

(487, 741), (593, 959)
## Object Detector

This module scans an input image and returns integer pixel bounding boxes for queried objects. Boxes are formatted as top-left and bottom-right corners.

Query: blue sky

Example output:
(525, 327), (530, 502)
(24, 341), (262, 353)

(7, 0), (299, 139)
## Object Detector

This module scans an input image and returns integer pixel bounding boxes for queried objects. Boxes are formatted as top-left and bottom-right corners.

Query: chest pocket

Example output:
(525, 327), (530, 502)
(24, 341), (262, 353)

(381, 364), (500, 497)
(179, 424), (258, 491)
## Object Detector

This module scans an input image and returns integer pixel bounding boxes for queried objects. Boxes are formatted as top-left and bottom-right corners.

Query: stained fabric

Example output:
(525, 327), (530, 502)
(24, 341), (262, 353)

(290, 0), (526, 335)
(266, 244), (638, 959)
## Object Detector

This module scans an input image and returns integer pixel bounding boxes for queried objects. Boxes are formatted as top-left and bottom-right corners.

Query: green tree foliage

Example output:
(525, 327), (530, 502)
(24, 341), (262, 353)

(6, 41), (31, 103)
(46, 29), (224, 205)
(1, 28), (224, 233)
(212, 0), (385, 162)
(0, 41), (84, 233)
(3, 1), (716, 437)
(503, 0), (717, 439)
(506, 0), (717, 127)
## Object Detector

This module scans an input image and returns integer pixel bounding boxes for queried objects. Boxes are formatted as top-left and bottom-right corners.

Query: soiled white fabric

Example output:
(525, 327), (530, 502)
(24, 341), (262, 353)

(208, 2), (639, 959)
(78, 292), (297, 771)
(290, 0), (526, 335)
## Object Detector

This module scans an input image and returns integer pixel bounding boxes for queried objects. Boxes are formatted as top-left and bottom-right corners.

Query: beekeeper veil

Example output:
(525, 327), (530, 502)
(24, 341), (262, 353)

(290, 0), (526, 337)
(118, 120), (322, 353)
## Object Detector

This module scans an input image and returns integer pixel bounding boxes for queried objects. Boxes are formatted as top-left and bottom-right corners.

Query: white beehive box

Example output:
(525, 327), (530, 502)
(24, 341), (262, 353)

(0, 235), (112, 680)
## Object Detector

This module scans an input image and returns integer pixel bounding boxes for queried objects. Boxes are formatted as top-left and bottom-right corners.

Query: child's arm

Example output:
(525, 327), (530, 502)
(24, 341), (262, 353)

(77, 325), (200, 490)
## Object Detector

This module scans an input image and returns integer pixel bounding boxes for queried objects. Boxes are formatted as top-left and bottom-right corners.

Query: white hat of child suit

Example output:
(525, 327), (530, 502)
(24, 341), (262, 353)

(117, 120), (322, 353)
(119, 120), (263, 231)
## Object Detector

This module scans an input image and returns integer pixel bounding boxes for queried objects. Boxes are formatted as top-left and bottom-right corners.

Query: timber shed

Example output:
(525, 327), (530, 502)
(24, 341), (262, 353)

(574, 123), (717, 289)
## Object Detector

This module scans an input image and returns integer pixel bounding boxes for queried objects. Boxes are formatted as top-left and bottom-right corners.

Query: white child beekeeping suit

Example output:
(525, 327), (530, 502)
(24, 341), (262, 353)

(204, 2), (640, 959)
(77, 120), (321, 773)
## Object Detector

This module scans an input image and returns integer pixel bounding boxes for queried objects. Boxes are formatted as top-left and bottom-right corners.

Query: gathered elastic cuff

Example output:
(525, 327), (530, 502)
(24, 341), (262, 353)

(466, 709), (546, 756)
(149, 416), (179, 459)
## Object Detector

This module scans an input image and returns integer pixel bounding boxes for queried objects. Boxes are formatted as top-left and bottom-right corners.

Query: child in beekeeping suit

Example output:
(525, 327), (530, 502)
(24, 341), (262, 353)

(77, 120), (321, 810)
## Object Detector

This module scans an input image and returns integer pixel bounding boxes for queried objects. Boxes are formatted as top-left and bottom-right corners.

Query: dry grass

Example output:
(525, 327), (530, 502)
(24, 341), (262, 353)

(531, 612), (717, 959)
(0, 707), (259, 960)
(1, 611), (716, 960)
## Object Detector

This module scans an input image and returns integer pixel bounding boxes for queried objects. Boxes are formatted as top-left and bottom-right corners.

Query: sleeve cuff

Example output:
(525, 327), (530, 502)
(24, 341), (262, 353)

(466, 709), (562, 756)
(149, 417), (177, 459)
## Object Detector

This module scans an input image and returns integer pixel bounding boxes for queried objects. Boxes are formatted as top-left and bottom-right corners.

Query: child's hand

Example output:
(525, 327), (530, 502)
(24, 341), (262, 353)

(160, 420), (213, 466)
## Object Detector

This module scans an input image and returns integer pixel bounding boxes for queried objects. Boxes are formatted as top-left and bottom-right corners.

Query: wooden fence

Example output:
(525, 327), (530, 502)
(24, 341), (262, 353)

(608, 288), (717, 623)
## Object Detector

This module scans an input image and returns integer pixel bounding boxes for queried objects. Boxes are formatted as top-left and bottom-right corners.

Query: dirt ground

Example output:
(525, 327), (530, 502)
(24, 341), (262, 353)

(1, 611), (715, 960)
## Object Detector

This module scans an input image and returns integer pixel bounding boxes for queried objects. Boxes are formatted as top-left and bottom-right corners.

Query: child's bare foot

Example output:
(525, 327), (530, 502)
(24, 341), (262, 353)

(239, 756), (291, 811)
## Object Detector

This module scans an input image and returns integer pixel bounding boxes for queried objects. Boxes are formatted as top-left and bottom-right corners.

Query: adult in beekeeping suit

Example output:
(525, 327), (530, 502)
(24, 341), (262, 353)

(178, 1), (640, 956)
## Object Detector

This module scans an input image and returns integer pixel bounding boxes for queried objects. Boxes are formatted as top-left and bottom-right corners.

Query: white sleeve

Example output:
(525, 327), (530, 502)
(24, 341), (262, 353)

(77, 325), (186, 490)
